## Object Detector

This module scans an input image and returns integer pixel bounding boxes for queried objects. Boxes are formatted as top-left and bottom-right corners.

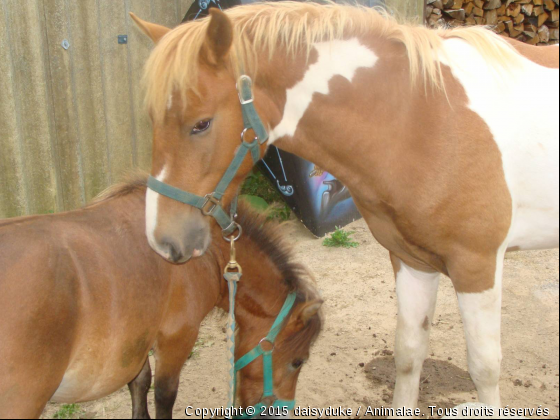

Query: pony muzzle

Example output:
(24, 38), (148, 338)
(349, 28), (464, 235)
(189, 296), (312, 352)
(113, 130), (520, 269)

(148, 210), (211, 263)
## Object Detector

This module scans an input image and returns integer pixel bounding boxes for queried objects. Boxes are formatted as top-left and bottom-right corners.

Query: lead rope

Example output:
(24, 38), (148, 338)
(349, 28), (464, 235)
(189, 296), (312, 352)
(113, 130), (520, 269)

(224, 237), (242, 411)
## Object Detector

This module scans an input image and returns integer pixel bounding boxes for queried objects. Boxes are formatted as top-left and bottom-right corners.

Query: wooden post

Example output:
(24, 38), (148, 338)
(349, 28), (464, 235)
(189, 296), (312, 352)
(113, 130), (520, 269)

(384, 0), (427, 22)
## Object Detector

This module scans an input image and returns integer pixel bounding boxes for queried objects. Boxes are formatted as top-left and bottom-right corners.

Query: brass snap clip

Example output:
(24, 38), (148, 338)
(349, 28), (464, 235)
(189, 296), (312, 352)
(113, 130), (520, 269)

(224, 236), (243, 275)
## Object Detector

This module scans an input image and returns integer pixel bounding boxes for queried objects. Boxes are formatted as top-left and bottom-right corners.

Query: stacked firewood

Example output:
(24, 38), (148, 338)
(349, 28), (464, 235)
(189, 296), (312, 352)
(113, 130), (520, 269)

(426, 0), (560, 45)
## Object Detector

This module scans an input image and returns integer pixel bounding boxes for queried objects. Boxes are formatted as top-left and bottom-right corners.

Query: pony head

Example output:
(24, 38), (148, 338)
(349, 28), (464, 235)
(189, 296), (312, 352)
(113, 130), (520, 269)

(132, 10), (270, 263)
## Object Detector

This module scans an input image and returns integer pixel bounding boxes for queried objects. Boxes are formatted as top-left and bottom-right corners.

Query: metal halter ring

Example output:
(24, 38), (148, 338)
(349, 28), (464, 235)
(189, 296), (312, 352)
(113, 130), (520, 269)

(259, 338), (275, 355)
(241, 127), (258, 144)
(223, 222), (243, 242)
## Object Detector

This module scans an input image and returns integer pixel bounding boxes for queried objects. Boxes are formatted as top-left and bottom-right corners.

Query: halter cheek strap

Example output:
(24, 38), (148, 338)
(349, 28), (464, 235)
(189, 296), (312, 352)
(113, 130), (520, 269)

(238, 75), (268, 145)
(147, 75), (268, 237)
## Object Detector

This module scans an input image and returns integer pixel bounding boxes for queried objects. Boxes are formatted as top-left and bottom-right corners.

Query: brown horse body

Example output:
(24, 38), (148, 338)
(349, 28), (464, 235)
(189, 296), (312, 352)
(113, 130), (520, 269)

(0, 182), (322, 419)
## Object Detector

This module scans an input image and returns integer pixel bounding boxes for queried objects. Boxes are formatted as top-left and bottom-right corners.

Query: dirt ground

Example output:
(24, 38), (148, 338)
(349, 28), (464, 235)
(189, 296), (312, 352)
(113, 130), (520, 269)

(43, 218), (560, 419)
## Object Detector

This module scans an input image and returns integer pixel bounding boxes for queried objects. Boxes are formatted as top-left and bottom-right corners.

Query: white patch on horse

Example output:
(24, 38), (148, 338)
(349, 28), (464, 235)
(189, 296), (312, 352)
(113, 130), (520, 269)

(456, 238), (508, 407)
(440, 39), (560, 251)
(166, 94), (173, 110)
(392, 261), (440, 410)
(146, 167), (169, 257)
(53, 364), (129, 403)
(268, 38), (378, 143)
(52, 370), (81, 403)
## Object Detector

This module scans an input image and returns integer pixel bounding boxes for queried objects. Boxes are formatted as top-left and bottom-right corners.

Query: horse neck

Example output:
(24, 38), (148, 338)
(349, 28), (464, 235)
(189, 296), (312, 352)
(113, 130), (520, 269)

(255, 34), (420, 190)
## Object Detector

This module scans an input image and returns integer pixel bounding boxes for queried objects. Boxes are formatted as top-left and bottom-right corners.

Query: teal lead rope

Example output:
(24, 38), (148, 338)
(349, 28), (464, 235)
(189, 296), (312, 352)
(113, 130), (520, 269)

(224, 239), (243, 410)
(224, 271), (240, 410)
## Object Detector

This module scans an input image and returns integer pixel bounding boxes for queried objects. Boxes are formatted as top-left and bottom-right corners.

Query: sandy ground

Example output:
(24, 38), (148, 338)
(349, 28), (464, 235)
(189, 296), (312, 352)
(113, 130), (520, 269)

(43, 219), (559, 419)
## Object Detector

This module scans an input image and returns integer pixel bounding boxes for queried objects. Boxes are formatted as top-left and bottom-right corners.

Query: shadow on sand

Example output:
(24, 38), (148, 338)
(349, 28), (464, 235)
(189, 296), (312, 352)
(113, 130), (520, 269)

(359, 357), (476, 419)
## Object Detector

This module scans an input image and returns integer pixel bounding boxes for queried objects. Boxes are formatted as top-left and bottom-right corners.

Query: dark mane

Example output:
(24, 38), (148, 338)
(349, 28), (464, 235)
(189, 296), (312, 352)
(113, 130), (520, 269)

(235, 202), (324, 348)
(236, 202), (311, 294)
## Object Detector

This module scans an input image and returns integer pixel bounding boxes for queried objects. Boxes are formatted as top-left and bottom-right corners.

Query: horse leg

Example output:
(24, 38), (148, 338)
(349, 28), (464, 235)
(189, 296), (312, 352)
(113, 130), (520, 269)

(153, 330), (199, 419)
(453, 251), (505, 408)
(128, 358), (152, 419)
(391, 253), (440, 411)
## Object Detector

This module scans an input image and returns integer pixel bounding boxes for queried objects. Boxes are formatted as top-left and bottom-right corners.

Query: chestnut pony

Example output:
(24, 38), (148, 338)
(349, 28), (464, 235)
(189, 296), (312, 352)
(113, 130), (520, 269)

(134, 1), (559, 411)
(0, 179), (322, 419)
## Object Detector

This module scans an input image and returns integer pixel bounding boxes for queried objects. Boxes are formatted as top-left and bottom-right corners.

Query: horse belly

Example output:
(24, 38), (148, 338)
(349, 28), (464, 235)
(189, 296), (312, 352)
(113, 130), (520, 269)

(51, 335), (152, 404)
(442, 39), (560, 251)
(509, 205), (559, 251)
(51, 364), (130, 403)
(499, 79), (559, 251)
(505, 107), (559, 250)
(51, 358), (146, 403)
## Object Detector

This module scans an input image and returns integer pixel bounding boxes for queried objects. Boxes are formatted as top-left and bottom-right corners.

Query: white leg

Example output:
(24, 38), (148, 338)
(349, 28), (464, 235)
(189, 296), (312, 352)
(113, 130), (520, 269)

(456, 251), (505, 408)
(392, 259), (440, 411)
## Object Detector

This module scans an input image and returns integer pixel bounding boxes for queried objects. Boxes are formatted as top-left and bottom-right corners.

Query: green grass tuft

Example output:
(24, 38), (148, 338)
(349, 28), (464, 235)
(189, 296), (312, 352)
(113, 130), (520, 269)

(241, 170), (292, 222)
(241, 171), (282, 204)
(322, 227), (359, 248)
(52, 404), (83, 419)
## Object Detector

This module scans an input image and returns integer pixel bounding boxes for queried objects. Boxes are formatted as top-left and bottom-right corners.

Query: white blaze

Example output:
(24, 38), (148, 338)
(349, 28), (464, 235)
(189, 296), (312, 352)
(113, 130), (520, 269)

(269, 38), (379, 143)
(146, 167), (168, 254)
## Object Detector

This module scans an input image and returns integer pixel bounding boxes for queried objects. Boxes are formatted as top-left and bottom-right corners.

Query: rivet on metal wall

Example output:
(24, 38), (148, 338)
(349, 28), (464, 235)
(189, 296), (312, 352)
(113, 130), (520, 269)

(118, 35), (128, 44)
(61, 39), (70, 50)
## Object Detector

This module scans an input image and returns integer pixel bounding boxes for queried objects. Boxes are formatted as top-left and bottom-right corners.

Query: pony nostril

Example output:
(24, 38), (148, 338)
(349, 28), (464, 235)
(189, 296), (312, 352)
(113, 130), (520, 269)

(161, 240), (186, 263)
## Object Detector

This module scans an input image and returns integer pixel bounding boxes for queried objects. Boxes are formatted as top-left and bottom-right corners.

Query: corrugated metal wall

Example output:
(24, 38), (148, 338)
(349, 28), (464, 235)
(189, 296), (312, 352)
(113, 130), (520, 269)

(0, 0), (193, 218)
(0, 0), (423, 219)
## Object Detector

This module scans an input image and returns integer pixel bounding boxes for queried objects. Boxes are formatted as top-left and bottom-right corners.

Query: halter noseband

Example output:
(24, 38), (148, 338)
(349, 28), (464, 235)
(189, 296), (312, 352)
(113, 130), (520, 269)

(147, 75), (268, 238)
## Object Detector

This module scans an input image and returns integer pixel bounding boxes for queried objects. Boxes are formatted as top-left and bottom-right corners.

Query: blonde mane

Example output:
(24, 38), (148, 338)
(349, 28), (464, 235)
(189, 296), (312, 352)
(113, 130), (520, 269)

(144, 1), (522, 123)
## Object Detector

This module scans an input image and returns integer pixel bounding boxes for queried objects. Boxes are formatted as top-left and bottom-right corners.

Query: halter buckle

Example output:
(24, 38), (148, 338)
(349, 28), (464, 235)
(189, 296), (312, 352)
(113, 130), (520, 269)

(202, 193), (222, 216)
(237, 75), (254, 105)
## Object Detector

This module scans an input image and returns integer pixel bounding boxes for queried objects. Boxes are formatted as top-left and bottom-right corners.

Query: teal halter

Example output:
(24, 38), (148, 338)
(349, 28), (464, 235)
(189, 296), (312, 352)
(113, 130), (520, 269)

(224, 269), (298, 419)
(147, 75), (268, 238)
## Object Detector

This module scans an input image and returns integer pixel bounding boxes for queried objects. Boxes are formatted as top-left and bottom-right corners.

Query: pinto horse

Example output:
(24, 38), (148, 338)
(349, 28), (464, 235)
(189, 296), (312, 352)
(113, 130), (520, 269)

(0, 180), (322, 419)
(134, 1), (559, 411)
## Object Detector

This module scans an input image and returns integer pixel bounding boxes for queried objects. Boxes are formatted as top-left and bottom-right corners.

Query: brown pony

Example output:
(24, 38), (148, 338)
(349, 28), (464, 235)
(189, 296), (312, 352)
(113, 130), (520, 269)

(133, 2), (559, 411)
(0, 180), (322, 419)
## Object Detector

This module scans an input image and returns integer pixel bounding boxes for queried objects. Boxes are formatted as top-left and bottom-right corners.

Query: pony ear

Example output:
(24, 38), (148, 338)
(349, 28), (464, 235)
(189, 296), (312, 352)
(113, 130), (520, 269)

(203, 8), (233, 66)
(292, 300), (323, 330)
(129, 12), (171, 44)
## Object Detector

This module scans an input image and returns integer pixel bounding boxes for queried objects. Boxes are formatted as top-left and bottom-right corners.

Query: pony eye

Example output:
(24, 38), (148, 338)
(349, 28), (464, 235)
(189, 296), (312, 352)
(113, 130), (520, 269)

(191, 119), (212, 135)
(292, 359), (304, 370)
